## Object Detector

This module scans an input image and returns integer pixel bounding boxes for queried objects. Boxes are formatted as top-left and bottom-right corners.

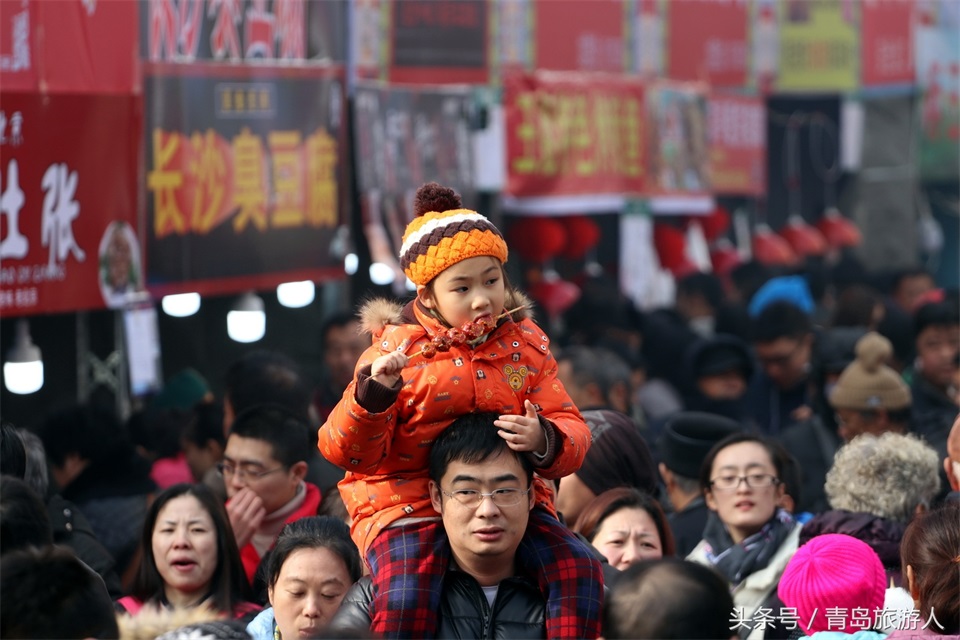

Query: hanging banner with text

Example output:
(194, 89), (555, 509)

(861, 0), (914, 87)
(666, 0), (749, 88)
(629, 0), (666, 78)
(1, 0), (139, 94)
(777, 0), (859, 92)
(141, 0), (346, 64)
(534, 0), (626, 73)
(0, 93), (142, 316)
(144, 64), (346, 297)
(352, 82), (476, 286)
(915, 0), (960, 181)
(708, 94), (766, 196)
(504, 71), (646, 199)
(645, 82), (711, 199)
(389, 0), (488, 84)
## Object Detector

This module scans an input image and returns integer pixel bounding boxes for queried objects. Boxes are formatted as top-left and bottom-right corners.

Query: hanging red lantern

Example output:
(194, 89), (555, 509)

(528, 277), (581, 319)
(753, 223), (798, 266)
(700, 206), (732, 243)
(710, 238), (742, 276)
(816, 207), (862, 248)
(653, 223), (688, 273)
(506, 217), (568, 264)
(560, 216), (602, 260)
(779, 215), (828, 257)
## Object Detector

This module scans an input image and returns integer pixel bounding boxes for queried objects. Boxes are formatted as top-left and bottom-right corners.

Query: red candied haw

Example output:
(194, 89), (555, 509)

(463, 321), (485, 339)
(446, 327), (466, 345)
(421, 343), (437, 358)
(478, 316), (497, 333)
(433, 335), (452, 352)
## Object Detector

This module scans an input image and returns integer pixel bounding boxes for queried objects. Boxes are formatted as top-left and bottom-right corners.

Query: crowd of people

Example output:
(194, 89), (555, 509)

(1, 182), (959, 640)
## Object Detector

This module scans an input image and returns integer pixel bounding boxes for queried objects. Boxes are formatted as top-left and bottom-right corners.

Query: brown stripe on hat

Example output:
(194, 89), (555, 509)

(399, 218), (503, 271)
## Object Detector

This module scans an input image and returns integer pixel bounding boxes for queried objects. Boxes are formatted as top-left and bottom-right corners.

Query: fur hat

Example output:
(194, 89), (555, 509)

(778, 534), (887, 635)
(399, 183), (508, 286)
(828, 332), (911, 411)
(658, 412), (744, 478)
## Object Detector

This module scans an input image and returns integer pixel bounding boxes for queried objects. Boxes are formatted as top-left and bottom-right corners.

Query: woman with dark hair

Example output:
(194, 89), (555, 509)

(116, 483), (258, 619)
(886, 503), (960, 637)
(687, 433), (802, 640)
(573, 487), (675, 570)
(246, 516), (362, 640)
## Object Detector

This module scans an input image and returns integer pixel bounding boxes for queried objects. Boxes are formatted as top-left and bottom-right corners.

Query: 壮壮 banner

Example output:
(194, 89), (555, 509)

(144, 64), (346, 297)
(861, 0), (914, 87)
(1, 0), (139, 94)
(708, 94), (766, 196)
(352, 83), (476, 285)
(141, 0), (346, 64)
(777, 0), (859, 92)
(667, 0), (749, 88)
(389, 0), (488, 84)
(504, 71), (646, 199)
(0, 93), (142, 316)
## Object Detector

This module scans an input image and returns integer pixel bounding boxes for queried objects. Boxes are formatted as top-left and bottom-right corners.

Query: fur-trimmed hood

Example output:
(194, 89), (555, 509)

(117, 603), (224, 640)
(358, 289), (534, 336)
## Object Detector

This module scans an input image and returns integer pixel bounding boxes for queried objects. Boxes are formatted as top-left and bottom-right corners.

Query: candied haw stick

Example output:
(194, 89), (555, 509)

(399, 305), (528, 359)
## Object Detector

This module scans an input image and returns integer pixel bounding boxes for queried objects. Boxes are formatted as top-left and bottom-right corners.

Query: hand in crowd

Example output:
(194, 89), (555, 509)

(226, 487), (267, 549)
(495, 400), (548, 456)
(370, 351), (409, 388)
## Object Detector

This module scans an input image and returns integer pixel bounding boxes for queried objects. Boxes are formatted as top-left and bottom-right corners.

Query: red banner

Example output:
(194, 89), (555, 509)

(708, 93), (766, 196)
(504, 71), (646, 198)
(861, 0), (915, 86)
(534, 0), (625, 72)
(0, 93), (142, 316)
(667, 0), (749, 88)
(0, 0), (139, 94)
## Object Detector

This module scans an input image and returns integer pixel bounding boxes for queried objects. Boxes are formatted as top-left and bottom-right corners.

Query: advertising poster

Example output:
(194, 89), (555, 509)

(777, 0), (859, 92)
(861, 0), (914, 87)
(389, 0), (488, 84)
(915, 0), (959, 181)
(144, 64), (346, 297)
(646, 82), (711, 198)
(708, 94), (766, 196)
(504, 71), (646, 199)
(353, 83), (475, 285)
(667, 0), (749, 88)
(534, 0), (625, 73)
(0, 93), (142, 316)
(629, 0), (665, 78)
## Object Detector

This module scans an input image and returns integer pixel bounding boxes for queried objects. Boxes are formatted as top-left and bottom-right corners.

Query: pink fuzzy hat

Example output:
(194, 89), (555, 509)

(778, 534), (887, 634)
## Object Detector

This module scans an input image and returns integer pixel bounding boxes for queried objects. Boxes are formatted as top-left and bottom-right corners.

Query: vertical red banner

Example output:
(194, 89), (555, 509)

(861, 0), (915, 86)
(708, 93), (766, 196)
(534, 0), (625, 72)
(667, 0), (749, 88)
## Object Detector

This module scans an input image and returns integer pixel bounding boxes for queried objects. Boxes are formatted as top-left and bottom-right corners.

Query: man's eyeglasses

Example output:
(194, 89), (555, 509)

(757, 340), (805, 368)
(710, 473), (780, 491)
(217, 462), (285, 482)
(441, 488), (530, 508)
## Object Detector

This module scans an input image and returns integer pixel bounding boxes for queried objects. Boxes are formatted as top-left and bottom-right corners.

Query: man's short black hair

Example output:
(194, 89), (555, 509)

(224, 350), (312, 421)
(33, 403), (129, 468)
(320, 311), (361, 345)
(1, 546), (120, 639)
(0, 475), (53, 555)
(229, 404), (312, 468)
(428, 412), (534, 485)
(751, 300), (812, 344)
(1, 421), (26, 479)
(182, 402), (226, 450)
(913, 296), (960, 339)
(602, 558), (734, 639)
(677, 272), (724, 312)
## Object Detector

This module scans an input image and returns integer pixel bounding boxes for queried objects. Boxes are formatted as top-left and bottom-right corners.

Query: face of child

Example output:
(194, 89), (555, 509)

(420, 256), (505, 329)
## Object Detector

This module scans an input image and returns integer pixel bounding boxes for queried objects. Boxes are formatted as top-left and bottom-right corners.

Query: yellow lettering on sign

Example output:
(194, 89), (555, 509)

(305, 129), (338, 228)
(232, 127), (268, 232)
(148, 130), (186, 238)
(511, 92), (538, 175)
(268, 130), (305, 228)
(188, 129), (226, 234)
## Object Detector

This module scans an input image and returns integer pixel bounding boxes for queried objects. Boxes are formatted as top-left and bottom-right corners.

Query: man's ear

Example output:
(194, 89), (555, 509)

(527, 483), (536, 512)
(429, 480), (443, 514)
(658, 463), (672, 488)
(290, 460), (308, 482)
(945, 457), (960, 492)
(417, 285), (434, 309)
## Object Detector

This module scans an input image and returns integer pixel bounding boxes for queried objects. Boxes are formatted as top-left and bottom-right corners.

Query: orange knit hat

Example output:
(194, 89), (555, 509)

(399, 208), (508, 286)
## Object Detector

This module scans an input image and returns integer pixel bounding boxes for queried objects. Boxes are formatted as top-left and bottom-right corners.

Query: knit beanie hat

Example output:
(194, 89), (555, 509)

(399, 183), (508, 286)
(778, 534), (887, 634)
(828, 332), (911, 411)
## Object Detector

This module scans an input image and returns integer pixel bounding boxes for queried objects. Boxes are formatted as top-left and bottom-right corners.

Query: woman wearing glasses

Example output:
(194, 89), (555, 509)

(687, 433), (802, 640)
(117, 483), (259, 620)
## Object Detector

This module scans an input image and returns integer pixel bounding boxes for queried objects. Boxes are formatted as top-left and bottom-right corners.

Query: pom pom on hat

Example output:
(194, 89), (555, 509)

(828, 332), (911, 411)
(778, 534), (887, 635)
(400, 183), (508, 286)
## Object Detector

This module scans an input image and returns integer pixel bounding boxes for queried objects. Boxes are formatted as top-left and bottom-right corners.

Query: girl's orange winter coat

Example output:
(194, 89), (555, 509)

(318, 293), (591, 555)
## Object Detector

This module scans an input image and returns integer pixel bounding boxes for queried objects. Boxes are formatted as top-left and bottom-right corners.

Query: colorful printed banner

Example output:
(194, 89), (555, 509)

(353, 83), (476, 284)
(646, 82), (710, 197)
(352, 0), (387, 80)
(389, 0), (488, 84)
(490, 0), (533, 83)
(534, 0), (625, 72)
(0, 93), (142, 316)
(629, 0), (665, 78)
(667, 0), (749, 88)
(861, 0), (915, 87)
(915, 0), (960, 181)
(504, 71), (646, 198)
(777, 0), (859, 92)
(141, 0), (346, 64)
(1, 0), (139, 94)
(144, 64), (346, 296)
(708, 94), (766, 195)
